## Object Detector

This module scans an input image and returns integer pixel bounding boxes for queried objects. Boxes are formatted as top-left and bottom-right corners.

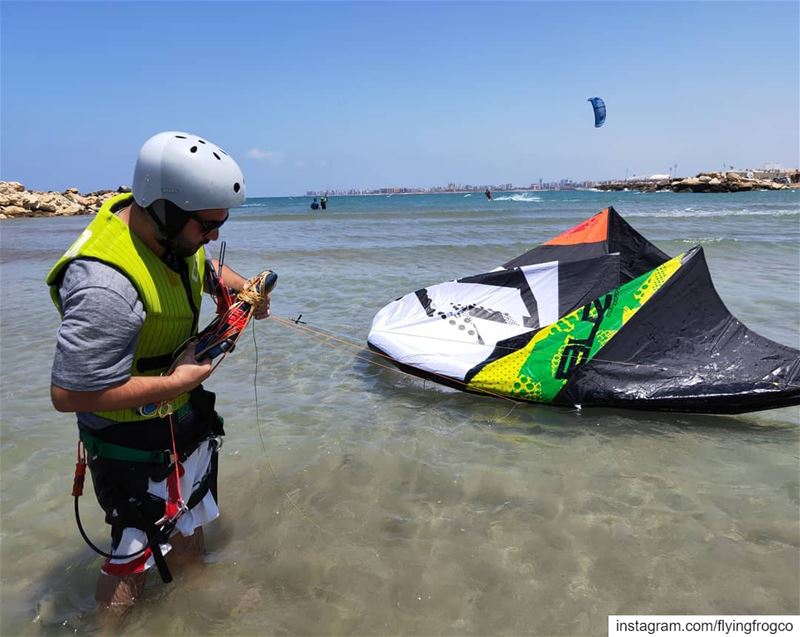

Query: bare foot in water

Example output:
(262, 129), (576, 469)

(94, 527), (205, 626)
(95, 571), (146, 626)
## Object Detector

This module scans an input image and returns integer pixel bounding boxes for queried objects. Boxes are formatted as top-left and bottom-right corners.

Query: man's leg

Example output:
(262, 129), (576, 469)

(166, 526), (206, 567)
(95, 571), (147, 613)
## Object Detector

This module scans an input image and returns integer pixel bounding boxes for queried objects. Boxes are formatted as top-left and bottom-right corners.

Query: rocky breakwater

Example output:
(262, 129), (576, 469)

(597, 172), (793, 193)
(0, 181), (129, 220)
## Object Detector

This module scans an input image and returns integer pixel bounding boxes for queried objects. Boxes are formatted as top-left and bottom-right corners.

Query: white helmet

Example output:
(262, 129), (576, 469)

(132, 131), (245, 211)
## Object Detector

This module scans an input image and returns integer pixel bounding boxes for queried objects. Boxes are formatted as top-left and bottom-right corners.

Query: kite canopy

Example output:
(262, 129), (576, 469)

(368, 207), (800, 414)
(588, 97), (606, 128)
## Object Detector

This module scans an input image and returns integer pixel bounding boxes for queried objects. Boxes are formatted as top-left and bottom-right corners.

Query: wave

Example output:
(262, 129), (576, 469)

(625, 208), (799, 219)
(492, 193), (542, 203)
(677, 237), (737, 244)
(238, 202), (269, 208)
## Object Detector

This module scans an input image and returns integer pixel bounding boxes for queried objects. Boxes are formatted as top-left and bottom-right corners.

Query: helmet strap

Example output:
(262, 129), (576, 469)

(145, 200), (193, 239)
(144, 201), (170, 241)
(144, 201), (193, 268)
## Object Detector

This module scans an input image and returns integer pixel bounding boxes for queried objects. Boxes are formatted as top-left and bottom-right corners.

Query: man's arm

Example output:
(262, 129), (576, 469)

(51, 342), (211, 412)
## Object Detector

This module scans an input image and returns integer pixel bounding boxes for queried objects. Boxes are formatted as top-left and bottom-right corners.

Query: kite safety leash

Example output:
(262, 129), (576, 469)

(72, 440), (150, 561)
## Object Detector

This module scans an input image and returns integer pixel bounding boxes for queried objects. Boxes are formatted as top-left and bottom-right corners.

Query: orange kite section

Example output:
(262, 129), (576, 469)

(544, 208), (609, 246)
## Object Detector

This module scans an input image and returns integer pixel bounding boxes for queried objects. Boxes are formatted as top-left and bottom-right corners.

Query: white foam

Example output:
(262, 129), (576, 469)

(492, 193), (542, 203)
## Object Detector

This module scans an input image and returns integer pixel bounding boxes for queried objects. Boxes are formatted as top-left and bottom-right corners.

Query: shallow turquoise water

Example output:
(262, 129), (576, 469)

(1, 190), (798, 635)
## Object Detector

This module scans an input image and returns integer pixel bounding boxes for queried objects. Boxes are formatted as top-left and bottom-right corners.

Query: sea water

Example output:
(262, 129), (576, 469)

(1, 190), (798, 635)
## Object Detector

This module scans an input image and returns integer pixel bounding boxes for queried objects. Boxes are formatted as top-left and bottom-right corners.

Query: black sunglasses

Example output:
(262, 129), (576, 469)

(189, 210), (229, 235)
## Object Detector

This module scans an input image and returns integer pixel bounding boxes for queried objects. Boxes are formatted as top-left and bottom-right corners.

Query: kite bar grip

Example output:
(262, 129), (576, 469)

(195, 338), (236, 362)
(194, 270), (278, 362)
(262, 272), (278, 295)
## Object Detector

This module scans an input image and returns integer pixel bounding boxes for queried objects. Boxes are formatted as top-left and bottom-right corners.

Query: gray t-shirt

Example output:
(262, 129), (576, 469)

(52, 259), (145, 427)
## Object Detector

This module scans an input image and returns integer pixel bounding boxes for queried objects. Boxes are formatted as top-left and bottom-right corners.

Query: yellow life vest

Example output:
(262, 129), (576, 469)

(46, 193), (206, 421)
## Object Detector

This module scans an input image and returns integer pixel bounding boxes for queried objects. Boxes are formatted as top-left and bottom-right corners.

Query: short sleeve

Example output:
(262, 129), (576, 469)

(51, 260), (145, 391)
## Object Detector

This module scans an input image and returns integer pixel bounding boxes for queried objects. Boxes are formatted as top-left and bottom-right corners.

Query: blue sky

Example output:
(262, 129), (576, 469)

(2, 1), (798, 196)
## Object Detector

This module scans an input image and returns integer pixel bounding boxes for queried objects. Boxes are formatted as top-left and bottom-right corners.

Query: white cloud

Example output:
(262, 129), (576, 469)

(247, 148), (285, 164)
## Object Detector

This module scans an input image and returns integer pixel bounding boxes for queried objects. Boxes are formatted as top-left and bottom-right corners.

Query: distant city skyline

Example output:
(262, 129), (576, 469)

(306, 179), (589, 197)
(2, 2), (798, 197)
(304, 164), (798, 197)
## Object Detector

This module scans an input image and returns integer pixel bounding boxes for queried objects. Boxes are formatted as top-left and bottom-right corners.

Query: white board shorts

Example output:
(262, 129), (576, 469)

(101, 440), (219, 577)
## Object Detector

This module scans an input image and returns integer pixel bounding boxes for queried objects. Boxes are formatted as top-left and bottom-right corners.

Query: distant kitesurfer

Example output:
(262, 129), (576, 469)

(485, 188), (493, 200)
(310, 197), (320, 210)
(47, 131), (272, 616)
(320, 195), (328, 210)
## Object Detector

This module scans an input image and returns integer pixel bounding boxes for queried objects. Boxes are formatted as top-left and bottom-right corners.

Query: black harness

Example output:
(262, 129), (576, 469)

(75, 386), (224, 583)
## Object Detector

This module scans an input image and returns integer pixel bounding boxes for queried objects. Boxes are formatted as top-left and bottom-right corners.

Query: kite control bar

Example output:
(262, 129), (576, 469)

(194, 270), (278, 362)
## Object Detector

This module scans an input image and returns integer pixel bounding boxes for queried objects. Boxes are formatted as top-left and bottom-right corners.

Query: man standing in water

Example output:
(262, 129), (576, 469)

(47, 131), (270, 614)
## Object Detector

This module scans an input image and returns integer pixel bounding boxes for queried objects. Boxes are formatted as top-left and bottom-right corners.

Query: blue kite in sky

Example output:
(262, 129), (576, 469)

(588, 97), (606, 128)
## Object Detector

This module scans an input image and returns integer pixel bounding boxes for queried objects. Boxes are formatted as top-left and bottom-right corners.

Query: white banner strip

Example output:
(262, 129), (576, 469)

(609, 616), (799, 637)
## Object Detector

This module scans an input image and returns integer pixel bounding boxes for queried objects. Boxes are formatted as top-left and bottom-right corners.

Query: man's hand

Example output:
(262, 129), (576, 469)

(170, 341), (214, 389)
(212, 262), (273, 320)
(254, 293), (271, 320)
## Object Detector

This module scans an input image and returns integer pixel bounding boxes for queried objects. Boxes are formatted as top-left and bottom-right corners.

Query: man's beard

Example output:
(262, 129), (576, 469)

(168, 234), (204, 258)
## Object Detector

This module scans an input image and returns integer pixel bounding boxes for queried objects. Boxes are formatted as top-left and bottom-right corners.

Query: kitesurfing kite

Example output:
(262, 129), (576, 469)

(367, 207), (800, 414)
(588, 97), (606, 128)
